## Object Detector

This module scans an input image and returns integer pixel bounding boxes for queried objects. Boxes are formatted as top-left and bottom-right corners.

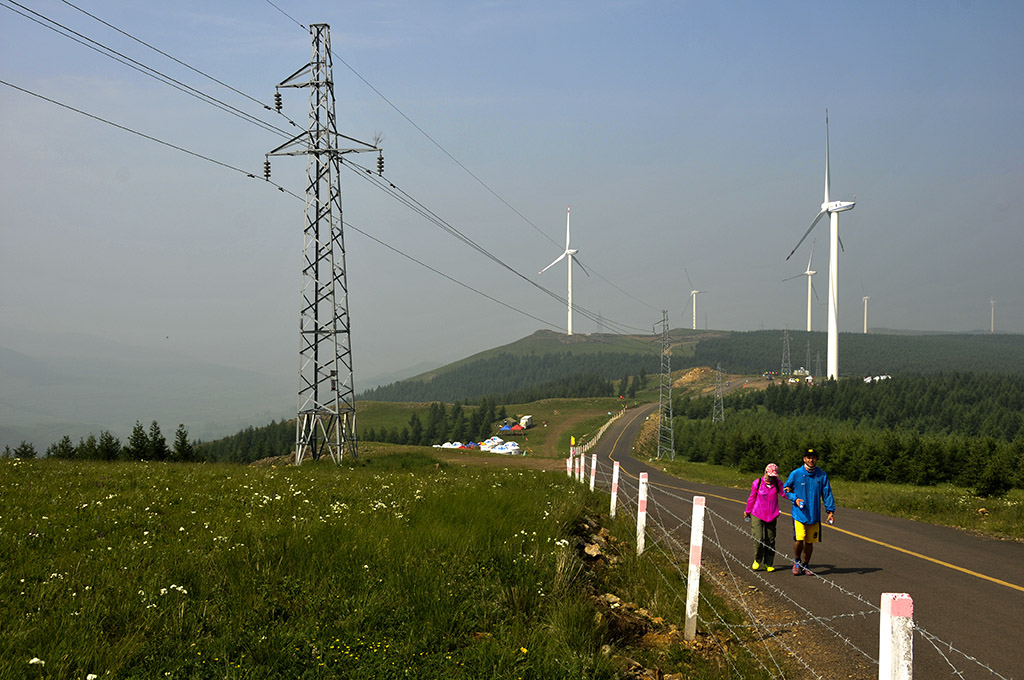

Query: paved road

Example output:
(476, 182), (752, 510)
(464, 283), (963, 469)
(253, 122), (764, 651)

(588, 403), (1024, 680)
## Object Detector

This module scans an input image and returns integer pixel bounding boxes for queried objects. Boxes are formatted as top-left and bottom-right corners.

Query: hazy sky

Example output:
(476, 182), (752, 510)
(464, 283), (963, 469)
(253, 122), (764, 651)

(3, 0), (1023, 389)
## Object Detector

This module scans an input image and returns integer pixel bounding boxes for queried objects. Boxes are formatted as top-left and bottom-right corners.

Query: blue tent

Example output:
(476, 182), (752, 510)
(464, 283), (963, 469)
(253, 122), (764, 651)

(499, 424), (512, 431)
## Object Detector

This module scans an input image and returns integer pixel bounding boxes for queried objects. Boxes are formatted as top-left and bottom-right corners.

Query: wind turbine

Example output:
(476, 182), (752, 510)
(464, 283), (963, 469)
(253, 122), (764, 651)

(991, 299), (996, 333)
(862, 296), (870, 334)
(783, 240), (818, 332)
(787, 110), (855, 379)
(685, 268), (704, 331)
(539, 207), (588, 336)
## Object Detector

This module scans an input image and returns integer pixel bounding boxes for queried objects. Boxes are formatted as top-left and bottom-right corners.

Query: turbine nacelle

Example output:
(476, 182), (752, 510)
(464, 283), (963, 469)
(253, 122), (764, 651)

(824, 199), (856, 213)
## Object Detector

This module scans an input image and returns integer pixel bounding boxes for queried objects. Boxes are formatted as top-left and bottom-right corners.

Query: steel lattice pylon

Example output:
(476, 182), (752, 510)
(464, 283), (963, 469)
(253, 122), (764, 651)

(657, 311), (675, 460)
(267, 24), (380, 464)
(712, 363), (725, 423)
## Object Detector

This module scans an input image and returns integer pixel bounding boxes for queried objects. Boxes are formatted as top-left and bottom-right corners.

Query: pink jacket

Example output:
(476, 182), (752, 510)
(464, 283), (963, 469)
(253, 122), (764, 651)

(744, 476), (784, 522)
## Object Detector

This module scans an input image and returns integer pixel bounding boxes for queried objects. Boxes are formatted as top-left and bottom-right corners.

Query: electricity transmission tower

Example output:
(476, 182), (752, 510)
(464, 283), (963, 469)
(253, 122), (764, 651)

(781, 328), (792, 376)
(712, 363), (725, 423)
(657, 311), (675, 460)
(266, 24), (381, 464)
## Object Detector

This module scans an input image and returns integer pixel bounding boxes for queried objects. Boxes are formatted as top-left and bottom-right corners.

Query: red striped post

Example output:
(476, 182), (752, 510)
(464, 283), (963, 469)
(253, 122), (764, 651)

(589, 453), (597, 492)
(610, 461), (620, 518)
(636, 472), (649, 555)
(566, 455), (572, 477)
(879, 593), (914, 680)
(684, 495), (706, 641)
(578, 450), (585, 483)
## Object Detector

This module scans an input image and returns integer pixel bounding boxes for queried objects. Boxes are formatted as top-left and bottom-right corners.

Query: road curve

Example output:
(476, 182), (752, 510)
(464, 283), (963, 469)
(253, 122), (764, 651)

(587, 403), (1023, 680)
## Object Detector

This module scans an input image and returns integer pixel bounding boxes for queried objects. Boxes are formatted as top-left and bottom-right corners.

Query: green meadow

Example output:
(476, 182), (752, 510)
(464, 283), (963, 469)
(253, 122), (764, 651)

(0, 450), (777, 679)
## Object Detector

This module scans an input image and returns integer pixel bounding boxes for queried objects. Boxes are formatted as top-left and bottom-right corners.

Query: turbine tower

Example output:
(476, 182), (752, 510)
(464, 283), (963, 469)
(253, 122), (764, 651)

(266, 23), (381, 464)
(991, 299), (996, 333)
(783, 241), (817, 332)
(685, 268), (704, 331)
(787, 110), (855, 379)
(540, 207), (587, 335)
(862, 296), (870, 334)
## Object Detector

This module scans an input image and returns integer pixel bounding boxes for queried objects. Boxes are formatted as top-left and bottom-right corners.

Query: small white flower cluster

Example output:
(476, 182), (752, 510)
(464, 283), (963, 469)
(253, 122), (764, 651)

(160, 584), (188, 596)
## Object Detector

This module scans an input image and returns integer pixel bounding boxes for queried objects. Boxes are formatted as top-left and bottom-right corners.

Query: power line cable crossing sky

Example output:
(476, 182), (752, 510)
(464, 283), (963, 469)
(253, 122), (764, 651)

(2, 0), (1022, 387)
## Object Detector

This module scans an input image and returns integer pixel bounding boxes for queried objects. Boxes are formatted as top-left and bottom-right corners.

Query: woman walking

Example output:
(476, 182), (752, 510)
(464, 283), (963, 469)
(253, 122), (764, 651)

(744, 463), (785, 571)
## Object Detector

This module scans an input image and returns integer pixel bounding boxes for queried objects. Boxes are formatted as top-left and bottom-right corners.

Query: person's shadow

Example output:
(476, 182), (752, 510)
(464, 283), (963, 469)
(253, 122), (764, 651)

(810, 563), (882, 576)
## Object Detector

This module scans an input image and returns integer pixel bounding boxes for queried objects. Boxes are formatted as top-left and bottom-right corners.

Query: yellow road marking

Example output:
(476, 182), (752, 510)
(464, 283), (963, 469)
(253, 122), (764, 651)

(605, 406), (1024, 594)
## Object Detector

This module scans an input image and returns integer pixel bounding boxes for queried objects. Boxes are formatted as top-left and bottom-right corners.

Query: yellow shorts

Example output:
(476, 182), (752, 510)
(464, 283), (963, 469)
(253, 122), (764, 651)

(794, 521), (821, 543)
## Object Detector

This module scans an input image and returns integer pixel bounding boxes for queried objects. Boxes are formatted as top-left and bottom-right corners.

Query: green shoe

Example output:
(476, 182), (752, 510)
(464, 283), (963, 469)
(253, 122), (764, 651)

(751, 561), (760, 571)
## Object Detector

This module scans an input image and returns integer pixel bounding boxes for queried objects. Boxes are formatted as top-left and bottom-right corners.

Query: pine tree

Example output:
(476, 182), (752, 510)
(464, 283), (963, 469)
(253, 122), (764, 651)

(149, 421), (168, 461)
(77, 434), (99, 460)
(125, 421), (150, 460)
(47, 435), (76, 459)
(13, 441), (37, 458)
(172, 424), (195, 462)
(97, 431), (121, 461)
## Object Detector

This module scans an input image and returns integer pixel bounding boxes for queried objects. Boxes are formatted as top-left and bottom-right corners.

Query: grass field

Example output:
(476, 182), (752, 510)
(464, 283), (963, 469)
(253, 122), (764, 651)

(0, 450), (779, 679)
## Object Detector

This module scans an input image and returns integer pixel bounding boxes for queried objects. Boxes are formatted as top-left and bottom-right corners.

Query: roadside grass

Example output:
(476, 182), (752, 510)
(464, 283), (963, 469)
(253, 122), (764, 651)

(646, 457), (1024, 541)
(0, 454), (780, 679)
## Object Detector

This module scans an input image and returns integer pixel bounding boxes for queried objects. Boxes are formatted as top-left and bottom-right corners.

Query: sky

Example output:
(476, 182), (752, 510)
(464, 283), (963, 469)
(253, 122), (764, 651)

(2, 1), (1023, 436)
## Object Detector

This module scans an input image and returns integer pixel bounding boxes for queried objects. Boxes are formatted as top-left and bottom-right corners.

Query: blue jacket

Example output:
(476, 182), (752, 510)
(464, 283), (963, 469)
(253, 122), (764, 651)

(783, 465), (835, 525)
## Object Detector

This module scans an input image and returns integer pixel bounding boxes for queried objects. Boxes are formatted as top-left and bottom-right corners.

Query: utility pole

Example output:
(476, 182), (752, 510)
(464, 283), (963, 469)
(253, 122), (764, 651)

(657, 311), (675, 460)
(266, 23), (381, 464)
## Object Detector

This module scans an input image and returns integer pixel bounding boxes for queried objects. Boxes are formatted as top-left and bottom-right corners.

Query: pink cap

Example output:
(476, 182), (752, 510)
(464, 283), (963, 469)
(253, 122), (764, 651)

(764, 463), (778, 477)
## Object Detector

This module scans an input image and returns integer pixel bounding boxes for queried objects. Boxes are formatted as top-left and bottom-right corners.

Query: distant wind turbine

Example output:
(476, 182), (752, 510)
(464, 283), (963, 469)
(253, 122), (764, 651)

(685, 268), (704, 331)
(786, 110), (856, 379)
(862, 296), (870, 334)
(783, 240), (818, 332)
(539, 207), (588, 336)
(991, 299), (996, 334)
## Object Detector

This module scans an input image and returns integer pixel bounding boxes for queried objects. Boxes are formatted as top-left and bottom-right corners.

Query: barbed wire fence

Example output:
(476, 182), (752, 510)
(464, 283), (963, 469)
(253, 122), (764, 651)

(560, 421), (1013, 680)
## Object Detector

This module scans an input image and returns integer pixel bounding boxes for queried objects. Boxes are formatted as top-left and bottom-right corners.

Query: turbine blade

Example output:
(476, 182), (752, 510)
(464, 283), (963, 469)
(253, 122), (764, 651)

(539, 251), (567, 274)
(782, 273), (803, 282)
(812, 281), (820, 301)
(573, 254), (592, 277)
(787, 211), (826, 260)
(824, 109), (831, 204)
(838, 232), (846, 253)
(685, 267), (695, 290)
(565, 206), (571, 249)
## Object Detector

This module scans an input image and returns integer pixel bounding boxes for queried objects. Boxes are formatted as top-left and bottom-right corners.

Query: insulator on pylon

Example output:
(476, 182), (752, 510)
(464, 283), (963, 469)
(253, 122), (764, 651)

(274, 91), (282, 112)
(376, 152), (384, 175)
(264, 159), (271, 180)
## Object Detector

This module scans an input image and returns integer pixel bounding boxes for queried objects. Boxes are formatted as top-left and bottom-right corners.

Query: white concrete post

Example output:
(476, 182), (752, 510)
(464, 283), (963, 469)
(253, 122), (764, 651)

(684, 495), (706, 641)
(879, 593), (914, 680)
(578, 450), (585, 483)
(610, 461), (620, 518)
(589, 453), (597, 492)
(566, 456), (572, 477)
(636, 473), (648, 556)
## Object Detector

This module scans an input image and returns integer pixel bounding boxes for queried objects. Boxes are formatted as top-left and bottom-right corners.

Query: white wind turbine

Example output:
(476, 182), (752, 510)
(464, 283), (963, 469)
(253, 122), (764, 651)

(783, 240), (818, 332)
(787, 110), (855, 379)
(539, 207), (588, 336)
(685, 268), (704, 331)
(862, 296), (870, 334)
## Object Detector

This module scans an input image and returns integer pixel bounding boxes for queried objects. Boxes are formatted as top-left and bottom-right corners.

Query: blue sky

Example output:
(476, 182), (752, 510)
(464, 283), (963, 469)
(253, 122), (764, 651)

(2, 0), (1023, 397)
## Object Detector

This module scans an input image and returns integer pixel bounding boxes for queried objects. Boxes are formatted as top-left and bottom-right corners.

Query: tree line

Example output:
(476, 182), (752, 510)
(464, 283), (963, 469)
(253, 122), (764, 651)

(676, 373), (1024, 496)
(4, 421), (198, 462)
(358, 352), (660, 403)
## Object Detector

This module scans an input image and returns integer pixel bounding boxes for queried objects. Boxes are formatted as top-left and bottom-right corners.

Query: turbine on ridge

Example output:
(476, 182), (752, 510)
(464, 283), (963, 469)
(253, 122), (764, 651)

(539, 207), (589, 335)
(783, 239), (818, 332)
(786, 110), (855, 379)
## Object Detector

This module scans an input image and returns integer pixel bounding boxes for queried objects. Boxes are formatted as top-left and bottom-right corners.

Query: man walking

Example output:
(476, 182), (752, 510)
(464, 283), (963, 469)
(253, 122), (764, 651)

(783, 448), (836, 575)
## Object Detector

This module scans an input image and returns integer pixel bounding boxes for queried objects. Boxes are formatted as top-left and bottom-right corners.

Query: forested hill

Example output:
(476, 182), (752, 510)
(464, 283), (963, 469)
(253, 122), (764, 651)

(693, 331), (1024, 376)
(359, 351), (661, 403)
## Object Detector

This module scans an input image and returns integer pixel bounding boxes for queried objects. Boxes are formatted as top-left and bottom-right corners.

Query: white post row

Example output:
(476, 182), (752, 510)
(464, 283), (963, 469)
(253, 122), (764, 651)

(589, 453), (597, 492)
(684, 495), (706, 641)
(566, 455), (572, 477)
(610, 461), (620, 518)
(636, 472), (648, 556)
(577, 450), (585, 483)
(879, 593), (914, 680)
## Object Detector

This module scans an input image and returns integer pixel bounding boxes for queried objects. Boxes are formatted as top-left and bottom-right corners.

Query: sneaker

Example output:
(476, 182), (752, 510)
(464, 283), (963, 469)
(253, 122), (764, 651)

(802, 564), (813, 575)
(751, 561), (760, 571)
(765, 566), (775, 573)
(792, 562), (802, 575)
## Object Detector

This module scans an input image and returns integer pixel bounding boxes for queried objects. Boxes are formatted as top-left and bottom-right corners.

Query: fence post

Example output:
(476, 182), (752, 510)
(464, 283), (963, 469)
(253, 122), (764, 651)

(578, 450), (585, 483)
(879, 593), (914, 680)
(610, 461), (620, 518)
(636, 473), (648, 556)
(589, 453), (597, 492)
(684, 495), (706, 641)
(566, 455), (572, 477)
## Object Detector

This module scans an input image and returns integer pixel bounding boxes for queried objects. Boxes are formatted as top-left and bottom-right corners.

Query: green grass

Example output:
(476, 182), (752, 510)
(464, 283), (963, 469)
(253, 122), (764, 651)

(0, 453), (780, 679)
(646, 457), (1024, 540)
